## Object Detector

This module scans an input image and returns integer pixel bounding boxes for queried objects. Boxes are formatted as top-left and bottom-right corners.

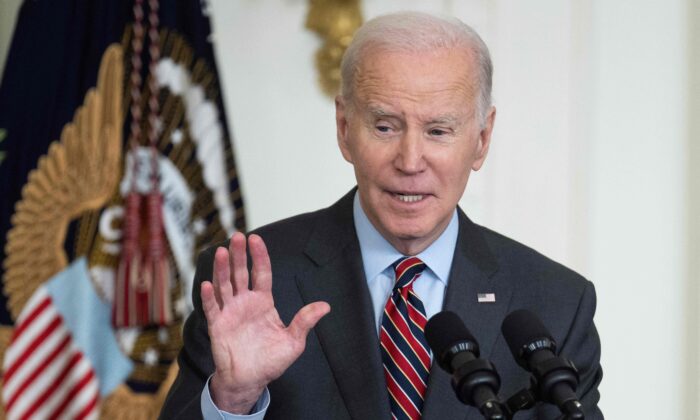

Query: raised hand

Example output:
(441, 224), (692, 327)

(201, 232), (331, 414)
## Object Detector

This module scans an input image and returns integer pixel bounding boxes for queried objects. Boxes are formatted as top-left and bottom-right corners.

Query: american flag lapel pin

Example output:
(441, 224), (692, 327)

(477, 293), (496, 303)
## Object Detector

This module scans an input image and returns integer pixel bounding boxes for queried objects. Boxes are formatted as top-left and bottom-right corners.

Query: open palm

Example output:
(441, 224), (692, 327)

(201, 233), (330, 414)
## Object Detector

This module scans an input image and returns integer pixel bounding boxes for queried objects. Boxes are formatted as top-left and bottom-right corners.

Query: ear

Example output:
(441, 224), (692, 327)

(335, 95), (354, 163)
(471, 105), (496, 171)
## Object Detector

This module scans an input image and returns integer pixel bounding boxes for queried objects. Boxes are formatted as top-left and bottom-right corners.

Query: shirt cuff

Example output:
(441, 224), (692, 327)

(200, 375), (270, 420)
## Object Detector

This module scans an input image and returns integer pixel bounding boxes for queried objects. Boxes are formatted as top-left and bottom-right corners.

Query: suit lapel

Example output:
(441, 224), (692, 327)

(422, 210), (513, 420)
(293, 195), (513, 420)
(294, 191), (390, 420)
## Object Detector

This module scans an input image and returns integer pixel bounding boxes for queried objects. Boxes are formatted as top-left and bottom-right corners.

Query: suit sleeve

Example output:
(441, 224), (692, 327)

(535, 280), (604, 419)
(159, 247), (217, 420)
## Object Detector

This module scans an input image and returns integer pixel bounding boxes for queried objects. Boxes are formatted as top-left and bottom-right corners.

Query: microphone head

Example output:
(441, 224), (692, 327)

(501, 309), (556, 369)
(425, 311), (480, 372)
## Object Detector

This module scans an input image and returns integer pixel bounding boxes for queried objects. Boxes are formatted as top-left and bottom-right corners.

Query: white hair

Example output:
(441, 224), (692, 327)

(340, 11), (493, 124)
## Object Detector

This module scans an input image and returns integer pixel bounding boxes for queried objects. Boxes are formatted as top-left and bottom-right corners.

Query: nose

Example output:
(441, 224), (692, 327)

(394, 130), (426, 174)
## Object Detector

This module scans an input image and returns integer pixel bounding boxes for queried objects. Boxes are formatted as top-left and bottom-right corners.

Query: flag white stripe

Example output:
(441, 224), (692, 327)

(84, 406), (100, 420)
(6, 342), (81, 420)
(23, 353), (93, 420)
(3, 298), (60, 366)
(13, 287), (49, 324)
(2, 324), (70, 400)
(61, 377), (99, 419)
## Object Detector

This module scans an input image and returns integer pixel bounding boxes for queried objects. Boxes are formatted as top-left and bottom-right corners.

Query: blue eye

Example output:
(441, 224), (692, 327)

(429, 128), (447, 136)
(376, 125), (391, 133)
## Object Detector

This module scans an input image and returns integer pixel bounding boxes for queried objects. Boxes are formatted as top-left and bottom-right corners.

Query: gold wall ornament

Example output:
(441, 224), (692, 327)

(2, 44), (124, 320)
(1, 44), (123, 417)
(100, 362), (179, 420)
(305, 0), (363, 97)
(1, 21), (244, 417)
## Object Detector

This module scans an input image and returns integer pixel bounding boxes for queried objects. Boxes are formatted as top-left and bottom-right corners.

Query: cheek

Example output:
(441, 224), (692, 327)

(355, 159), (384, 187)
(353, 143), (390, 178)
(435, 153), (473, 190)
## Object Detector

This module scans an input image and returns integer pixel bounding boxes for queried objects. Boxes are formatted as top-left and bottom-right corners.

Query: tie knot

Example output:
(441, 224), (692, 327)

(392, 256), (426, 290)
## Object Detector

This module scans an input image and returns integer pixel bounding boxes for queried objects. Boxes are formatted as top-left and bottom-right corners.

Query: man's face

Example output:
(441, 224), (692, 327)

(336, 47), (495, 255)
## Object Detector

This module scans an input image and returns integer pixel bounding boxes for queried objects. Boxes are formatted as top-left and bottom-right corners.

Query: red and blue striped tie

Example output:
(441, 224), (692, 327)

(380, 256), (431, 420)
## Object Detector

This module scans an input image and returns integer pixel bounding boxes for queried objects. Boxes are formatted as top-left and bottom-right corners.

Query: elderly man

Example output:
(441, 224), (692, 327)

(160, 11), (603, 420)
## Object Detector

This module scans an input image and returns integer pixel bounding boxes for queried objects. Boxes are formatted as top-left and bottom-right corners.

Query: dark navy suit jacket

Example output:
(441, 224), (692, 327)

(160, 190), (603, 419)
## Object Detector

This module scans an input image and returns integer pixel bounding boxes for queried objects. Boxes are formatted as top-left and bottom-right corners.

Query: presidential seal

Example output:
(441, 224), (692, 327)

(1, 10), (245, 418)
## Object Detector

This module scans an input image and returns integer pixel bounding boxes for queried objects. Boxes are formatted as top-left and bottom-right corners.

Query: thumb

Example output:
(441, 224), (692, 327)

(288, 301), (331, 341)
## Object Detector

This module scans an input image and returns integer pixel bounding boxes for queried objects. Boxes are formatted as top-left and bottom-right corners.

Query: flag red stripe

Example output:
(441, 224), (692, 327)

(74, 392), (99, 420)
(48, 368), (96, 420)
(4, 315), (63, 384)
(18, 352), (82, 420)
(11, 296), (51, 340)
(5, 334), (72, 411)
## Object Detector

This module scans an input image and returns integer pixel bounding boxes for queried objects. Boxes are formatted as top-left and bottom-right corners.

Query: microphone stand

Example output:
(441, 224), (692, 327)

(489, 386), (584, 420)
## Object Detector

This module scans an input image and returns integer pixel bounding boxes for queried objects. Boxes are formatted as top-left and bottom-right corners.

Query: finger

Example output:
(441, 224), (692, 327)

(288, 301), (331, 341)
(201, 281), (221, 319)
(249, 234), (272, 292)
(230, 232), (249, 293)
(214, 247), (233, 305)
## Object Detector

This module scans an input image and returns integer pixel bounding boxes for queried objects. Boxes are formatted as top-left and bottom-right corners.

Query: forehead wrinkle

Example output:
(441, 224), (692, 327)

(354, 55), (477, 95)
(351, 50), (481, 123)
(355, 76), (478, 115)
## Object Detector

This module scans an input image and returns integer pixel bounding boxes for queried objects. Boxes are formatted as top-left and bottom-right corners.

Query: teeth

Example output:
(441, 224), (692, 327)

(396, 194), (424, 203)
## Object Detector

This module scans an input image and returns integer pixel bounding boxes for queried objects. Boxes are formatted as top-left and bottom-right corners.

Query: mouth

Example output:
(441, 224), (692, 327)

(391, 191), (429, 203)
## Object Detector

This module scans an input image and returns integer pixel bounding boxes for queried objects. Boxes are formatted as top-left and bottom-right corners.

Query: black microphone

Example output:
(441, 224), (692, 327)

(501, 309), (584, 419)
(425, 311), (506, 420)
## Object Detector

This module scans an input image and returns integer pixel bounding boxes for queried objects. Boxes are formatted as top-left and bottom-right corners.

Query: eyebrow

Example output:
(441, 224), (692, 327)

(367, 107), (395, 118)
(427, 115), (460, 125)
(367, 106), (461, 126)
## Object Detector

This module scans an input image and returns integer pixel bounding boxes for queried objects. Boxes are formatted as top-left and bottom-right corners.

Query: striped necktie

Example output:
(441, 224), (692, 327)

(380, 256), (432, 420)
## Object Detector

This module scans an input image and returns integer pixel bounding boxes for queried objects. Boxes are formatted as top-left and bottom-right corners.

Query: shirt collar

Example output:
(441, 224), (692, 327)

(353, 191), (458, 284)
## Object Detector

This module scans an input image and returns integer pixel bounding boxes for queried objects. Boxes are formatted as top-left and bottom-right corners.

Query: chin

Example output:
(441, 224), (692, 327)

(386, 223), (432, 243)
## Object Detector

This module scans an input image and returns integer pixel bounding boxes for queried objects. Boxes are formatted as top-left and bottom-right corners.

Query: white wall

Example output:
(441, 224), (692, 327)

(584, 1), (689, 418)
(209, 0), (354, 230)
(688, 0), (700, 416)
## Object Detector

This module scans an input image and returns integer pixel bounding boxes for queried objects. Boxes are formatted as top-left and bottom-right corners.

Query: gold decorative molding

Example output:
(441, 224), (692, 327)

(305, 0), (362, 97)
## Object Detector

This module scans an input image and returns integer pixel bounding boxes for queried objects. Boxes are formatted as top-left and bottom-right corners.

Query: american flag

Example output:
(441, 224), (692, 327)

(477, 292), (496, 303)
(1, 258), (132, 420)
(2, 287), (99, 419)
